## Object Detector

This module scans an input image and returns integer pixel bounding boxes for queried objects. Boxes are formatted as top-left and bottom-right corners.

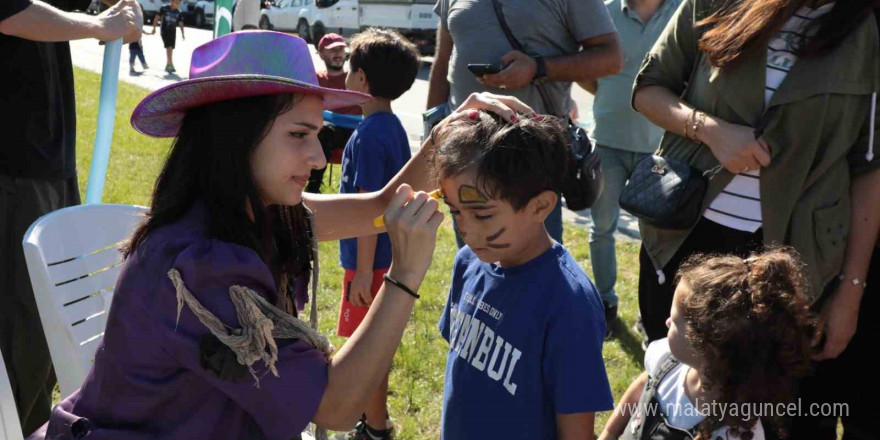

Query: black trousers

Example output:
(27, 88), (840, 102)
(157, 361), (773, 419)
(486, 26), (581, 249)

(787, 246), (879, 440)
(0, 173), (80, 436)
(638, 217), (763, 342)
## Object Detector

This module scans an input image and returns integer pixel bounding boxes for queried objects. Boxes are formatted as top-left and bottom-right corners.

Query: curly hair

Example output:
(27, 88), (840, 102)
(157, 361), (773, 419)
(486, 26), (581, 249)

(431, 112), (568, 210)
(675, 247), (815, 440)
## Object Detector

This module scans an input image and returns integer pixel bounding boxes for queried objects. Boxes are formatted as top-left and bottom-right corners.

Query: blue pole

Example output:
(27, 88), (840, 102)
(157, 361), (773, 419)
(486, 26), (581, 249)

(84, 39), (122, 204)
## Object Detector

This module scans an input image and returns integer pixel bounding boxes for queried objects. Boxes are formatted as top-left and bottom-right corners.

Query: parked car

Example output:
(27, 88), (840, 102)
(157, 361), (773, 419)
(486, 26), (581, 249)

(192, 0), (215, 27)
(178, 0), (197, 22)
(259, 0), (354, 42)
(259, 0), (435, 52)
(138, 0), (166, 23)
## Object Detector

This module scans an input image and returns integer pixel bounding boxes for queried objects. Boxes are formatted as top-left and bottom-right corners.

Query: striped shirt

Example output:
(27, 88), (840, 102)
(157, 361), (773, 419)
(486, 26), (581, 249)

(704, 3), (834, 232)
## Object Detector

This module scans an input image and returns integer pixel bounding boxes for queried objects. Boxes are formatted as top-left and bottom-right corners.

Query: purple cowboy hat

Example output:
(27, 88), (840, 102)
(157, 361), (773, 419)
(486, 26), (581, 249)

(131, 30), (371, 138)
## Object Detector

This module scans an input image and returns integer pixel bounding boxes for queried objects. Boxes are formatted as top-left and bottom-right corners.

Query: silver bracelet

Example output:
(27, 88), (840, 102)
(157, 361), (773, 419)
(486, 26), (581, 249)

(839, 274), (867, 288)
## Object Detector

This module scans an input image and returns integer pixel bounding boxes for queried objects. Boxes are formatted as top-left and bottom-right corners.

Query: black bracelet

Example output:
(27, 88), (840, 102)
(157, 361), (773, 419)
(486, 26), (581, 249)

(383, 274), (420, 299)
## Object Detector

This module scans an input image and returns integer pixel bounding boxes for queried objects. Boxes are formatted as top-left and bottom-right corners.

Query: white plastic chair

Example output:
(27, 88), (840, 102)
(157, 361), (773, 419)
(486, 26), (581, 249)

(22, 204), (147, 398)
(0, 350), (24, 440)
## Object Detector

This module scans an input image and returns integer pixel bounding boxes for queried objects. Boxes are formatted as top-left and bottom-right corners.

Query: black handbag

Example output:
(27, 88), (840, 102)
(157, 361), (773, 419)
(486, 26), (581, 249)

(620, 111), (774, 230)
(563, 119), (604, 211)
(490, 0), (603, 211)
(619, 156), (720, 230)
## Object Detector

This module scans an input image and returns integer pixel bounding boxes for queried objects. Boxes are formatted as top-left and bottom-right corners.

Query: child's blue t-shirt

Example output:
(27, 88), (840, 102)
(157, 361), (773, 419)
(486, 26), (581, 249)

(438, 243), (614, 440)
(338, 112), (411, 270)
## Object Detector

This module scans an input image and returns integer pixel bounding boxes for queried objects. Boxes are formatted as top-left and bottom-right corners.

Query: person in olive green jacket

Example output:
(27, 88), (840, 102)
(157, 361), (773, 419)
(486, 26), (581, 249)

(629, 0), (879, 437)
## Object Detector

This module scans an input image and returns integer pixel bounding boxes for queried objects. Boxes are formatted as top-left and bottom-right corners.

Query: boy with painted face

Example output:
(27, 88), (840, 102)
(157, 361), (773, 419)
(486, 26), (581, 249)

(435, 111), (613, 440)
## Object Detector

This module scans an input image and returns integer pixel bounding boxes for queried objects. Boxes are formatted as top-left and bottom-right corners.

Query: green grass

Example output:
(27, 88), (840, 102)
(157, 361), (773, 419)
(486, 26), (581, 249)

(73, 67), (645, 438)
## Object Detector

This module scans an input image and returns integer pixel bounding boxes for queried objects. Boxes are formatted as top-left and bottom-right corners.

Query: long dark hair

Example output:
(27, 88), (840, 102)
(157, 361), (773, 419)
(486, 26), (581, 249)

(697, 0), (878, 68)
(124, 94), (314, 308)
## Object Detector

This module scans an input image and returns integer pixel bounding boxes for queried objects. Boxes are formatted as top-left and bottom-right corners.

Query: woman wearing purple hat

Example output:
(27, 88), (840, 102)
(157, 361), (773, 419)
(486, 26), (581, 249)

(29, 31), (533, 440)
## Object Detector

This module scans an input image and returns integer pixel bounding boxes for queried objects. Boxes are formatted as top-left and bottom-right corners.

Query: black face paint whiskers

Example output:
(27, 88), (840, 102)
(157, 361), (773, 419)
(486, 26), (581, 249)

(486, 227), (511, 249)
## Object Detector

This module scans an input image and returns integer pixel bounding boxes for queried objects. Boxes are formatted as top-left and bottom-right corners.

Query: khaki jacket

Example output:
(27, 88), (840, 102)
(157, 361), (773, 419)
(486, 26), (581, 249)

(632, 0), (879, 303)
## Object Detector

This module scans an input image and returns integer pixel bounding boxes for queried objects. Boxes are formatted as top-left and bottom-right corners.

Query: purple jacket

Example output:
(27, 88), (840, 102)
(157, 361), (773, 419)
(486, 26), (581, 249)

(35, 202), (328, 440)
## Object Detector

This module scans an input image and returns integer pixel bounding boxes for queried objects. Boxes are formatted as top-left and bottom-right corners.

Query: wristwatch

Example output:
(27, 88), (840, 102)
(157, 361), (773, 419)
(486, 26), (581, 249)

(532, 56), (548, 85)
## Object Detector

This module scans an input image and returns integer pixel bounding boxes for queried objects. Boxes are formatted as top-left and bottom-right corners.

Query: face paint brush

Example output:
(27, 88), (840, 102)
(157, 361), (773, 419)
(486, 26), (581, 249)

(373, 189), (444, 228)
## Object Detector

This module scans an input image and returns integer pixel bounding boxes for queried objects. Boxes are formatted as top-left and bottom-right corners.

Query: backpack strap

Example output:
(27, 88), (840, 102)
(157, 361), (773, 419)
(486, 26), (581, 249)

(649, 351), (703, 438)
(649, 349), (681, 384)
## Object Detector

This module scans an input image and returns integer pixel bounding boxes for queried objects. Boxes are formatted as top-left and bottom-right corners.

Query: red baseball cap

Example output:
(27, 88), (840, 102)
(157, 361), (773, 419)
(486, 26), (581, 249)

(317, 33), (347, 51)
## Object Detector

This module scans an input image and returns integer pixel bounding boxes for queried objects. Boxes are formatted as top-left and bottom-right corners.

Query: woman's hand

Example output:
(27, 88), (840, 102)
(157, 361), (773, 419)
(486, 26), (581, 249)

(812, 284), (863, 360)
(427, 92), (537, 149)
(702, 117), (772, 174)
(437, 92), (536, 132)
(315, 184), (443, 430)
(384, 184), (444, 284)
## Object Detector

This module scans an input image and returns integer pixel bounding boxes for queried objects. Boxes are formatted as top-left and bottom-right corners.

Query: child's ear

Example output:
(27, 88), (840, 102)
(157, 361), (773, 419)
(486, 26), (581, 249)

(353, 68), (369, 94)
(528, 190), (558, 223)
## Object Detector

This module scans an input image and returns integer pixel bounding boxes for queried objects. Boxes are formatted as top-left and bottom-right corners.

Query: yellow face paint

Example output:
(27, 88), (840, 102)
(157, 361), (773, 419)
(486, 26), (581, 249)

(458, 185), (487, 204)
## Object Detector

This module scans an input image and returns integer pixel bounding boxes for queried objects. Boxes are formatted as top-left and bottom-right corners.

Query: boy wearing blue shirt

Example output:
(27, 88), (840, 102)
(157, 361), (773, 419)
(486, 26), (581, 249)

(435, 112), (614, 439)
(335, 28), (420, 440)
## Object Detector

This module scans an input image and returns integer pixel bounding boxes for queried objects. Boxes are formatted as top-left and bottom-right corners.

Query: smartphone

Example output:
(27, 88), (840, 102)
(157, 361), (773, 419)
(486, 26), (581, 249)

(467, 63), (502, 76)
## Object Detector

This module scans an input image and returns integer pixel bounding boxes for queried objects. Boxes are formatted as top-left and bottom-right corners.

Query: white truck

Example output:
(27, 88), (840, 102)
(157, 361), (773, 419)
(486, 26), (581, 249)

(358, 0), (436, 53)
(259, 0), (437, 53)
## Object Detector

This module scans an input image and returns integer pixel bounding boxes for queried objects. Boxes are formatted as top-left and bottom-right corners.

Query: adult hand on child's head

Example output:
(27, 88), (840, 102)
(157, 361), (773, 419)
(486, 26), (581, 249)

(431, 92), (536, 146)
(95, 0), (143, 43)
(453, 92), (535, 122)
(811, 284), (862, 360)
(384, 184), (444, 285)
(350, 270), (374, 307)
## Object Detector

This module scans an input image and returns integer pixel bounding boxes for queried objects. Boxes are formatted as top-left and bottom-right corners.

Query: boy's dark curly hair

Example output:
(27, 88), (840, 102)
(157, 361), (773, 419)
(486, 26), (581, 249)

(675, 247), (815, 440)
(432, 112), (568, 210)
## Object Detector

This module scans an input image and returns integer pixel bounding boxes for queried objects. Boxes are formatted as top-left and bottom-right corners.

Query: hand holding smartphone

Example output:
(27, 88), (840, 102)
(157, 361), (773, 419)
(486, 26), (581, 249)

(467, 63), (502, 76)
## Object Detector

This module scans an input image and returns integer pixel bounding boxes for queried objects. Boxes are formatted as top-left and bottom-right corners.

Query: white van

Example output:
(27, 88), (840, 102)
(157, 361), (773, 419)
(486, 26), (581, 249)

(259, 0), (437, 52)
(259, 0), (357, 42)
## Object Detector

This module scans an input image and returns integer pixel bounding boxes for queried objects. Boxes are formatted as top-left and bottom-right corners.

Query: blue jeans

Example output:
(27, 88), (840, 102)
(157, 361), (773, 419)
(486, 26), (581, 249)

(452, 199), (564, 248)
(589, 145), (649, 307)
(129, 46), (146, 67)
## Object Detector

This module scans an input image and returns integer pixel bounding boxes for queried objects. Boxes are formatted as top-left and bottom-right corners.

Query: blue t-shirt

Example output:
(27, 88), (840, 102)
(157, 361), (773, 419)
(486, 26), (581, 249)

(339, 112), (411, 270)
(438, 243), (614, 439)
